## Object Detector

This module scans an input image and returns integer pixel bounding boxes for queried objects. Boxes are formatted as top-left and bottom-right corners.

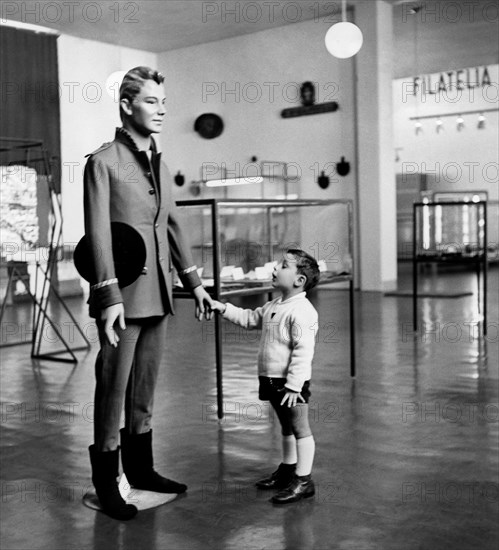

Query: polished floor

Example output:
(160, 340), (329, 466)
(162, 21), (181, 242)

(1, 265), (498, 550)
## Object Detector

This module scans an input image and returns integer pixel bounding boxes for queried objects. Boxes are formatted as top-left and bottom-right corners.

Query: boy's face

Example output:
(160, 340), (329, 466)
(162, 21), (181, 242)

(122, 80), (166, 136)
(272, 256), (305, 291)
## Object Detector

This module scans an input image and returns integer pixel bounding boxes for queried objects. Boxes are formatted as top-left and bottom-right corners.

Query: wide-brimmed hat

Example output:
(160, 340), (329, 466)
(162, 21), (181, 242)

(74, 222), (146, 288)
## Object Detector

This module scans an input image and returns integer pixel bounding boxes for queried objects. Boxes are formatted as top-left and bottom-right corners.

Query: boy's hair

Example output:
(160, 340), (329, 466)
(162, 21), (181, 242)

(286, 249), (320, 291)
(119, 66), (165, 121)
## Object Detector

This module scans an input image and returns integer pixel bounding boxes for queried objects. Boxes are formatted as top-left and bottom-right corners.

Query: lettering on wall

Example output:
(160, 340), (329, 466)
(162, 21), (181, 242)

(413, 67), (491, 96)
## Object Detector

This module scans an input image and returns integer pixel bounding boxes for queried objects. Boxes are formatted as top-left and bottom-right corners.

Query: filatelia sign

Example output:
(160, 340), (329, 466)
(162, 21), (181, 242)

(413, 67), (492, 96)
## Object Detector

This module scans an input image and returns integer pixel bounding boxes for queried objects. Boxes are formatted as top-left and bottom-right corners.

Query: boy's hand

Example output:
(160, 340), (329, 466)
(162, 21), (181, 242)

(210, 300), (227, 314)
(279, 389), (305, 408)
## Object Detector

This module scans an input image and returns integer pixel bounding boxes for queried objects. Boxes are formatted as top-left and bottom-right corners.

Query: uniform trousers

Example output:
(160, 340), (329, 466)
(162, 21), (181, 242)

(93, 315), (168, 451)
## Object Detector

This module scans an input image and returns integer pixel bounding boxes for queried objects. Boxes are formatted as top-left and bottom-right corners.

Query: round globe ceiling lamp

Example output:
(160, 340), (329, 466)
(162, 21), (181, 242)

(325, 0), (363, 59)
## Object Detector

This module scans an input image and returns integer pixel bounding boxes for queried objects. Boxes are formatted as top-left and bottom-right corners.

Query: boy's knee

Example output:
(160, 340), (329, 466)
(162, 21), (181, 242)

(294, 428), (312, 439)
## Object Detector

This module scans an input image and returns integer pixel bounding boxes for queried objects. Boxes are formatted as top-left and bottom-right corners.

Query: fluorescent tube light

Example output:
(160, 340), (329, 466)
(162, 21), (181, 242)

(205, 176), (264, 187)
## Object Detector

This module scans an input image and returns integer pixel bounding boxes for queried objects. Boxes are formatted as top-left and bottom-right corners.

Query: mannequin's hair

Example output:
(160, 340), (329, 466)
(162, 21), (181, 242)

(119, 67), (164, 121)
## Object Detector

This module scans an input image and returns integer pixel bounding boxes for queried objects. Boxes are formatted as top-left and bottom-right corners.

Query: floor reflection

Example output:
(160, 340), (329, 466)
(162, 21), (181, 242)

(0, 266), (497, 549)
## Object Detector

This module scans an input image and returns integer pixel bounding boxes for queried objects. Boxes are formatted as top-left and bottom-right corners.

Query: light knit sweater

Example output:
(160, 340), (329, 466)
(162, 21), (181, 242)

(223, 292), (318, 392)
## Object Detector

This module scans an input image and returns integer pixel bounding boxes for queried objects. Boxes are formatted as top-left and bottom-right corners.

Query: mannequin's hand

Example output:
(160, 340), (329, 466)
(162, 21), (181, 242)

(193, 286), (214, 321)
(101, 303), (126, 347)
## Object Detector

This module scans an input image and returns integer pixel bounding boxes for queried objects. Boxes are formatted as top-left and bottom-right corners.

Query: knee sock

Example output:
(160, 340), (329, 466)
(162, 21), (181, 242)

(296, 435), (315, 476)
(282, 435), (297, 464)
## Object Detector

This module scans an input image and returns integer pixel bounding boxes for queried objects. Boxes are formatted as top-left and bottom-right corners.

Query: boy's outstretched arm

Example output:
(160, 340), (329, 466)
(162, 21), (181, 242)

(212, 300), (264, 330)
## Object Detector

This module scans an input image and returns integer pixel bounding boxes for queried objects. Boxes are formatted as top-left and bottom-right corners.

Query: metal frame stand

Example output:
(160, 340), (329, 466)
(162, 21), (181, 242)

(0, 137), (91, 361)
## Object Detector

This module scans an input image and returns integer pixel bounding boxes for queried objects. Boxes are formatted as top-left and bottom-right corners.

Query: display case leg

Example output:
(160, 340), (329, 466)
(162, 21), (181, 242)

(413, 259), (418, 331)
(215, 312), (224, 419)
(483, 276), (487, 337)
(349, 280), (355, 377)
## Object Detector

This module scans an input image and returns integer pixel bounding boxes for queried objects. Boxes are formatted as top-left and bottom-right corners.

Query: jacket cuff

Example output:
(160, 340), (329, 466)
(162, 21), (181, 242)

(91, 282), (123, 310)
(179, 268), (202, 291)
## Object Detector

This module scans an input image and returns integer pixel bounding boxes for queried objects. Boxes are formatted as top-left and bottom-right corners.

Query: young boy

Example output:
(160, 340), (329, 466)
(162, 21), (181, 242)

(211, 249), (320, 504)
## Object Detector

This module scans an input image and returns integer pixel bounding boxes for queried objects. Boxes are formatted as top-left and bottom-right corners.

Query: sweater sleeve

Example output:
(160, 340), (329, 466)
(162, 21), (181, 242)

(285, 306), (318, 392)
(222, 302), (264, 330)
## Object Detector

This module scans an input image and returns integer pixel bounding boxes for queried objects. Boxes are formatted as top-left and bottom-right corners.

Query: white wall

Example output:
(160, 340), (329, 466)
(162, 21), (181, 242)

(158, 19), (356, 202)
(392, 0), (499, 79)
(58, 34), (157, 243)
(157, 19), (356, 272)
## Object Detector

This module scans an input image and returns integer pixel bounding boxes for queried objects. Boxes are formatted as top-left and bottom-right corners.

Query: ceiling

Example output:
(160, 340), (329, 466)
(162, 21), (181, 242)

(3, 0), (406, 53)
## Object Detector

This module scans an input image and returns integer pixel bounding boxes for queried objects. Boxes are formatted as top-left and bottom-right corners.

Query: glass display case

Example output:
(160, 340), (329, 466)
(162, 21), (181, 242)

(414, 200), (487, 259)
(174, 199), (355, 418)
(412, 200), (488, 334)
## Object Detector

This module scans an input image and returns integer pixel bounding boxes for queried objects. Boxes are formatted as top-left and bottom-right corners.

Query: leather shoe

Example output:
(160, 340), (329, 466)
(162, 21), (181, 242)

(271, 474), (315, 504)
(255, 463), (296, 490)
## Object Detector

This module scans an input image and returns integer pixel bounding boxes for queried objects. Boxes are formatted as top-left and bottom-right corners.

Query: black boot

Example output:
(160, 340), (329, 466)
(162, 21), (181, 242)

(255, 463), (296, 490)
(120, 429), (187, 494)
(88, 445), (137, 520)
(271, 474), (315, 504)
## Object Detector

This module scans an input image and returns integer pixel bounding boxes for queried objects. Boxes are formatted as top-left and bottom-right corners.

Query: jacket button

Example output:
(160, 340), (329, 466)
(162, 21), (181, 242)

(145, 171), (152, 177)
(155, 223), (159, 228)
(149, 188), (155, 195)
(141, 267), (148, 275)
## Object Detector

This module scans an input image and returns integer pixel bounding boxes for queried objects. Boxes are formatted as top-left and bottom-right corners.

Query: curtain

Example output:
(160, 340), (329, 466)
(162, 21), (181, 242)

(0, 26), (61, 192)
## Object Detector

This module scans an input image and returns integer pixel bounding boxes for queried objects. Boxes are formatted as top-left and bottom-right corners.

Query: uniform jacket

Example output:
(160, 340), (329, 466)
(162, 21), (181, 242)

(83, 128), (201, 318)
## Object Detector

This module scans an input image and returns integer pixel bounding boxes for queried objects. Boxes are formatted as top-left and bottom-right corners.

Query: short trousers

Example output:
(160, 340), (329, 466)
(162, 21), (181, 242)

(258, 376), (311, 403)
